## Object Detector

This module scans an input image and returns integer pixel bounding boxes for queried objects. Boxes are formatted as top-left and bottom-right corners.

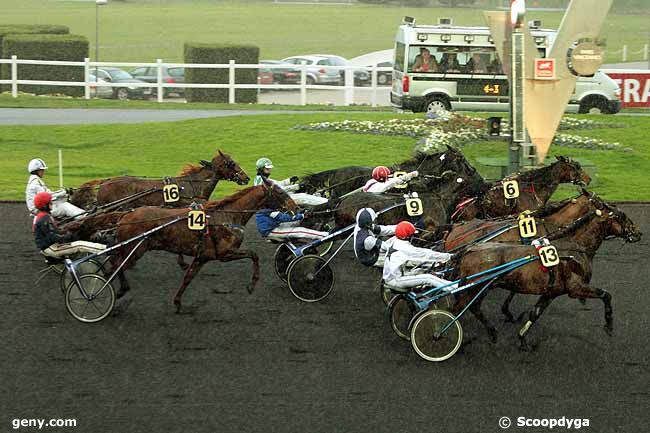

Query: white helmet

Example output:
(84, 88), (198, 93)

(28, 158), (48, 173)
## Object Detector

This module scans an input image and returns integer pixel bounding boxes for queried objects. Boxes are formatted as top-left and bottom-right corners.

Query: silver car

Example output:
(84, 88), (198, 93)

(88, 73), (113, 99)
(280, 55), (341, 85)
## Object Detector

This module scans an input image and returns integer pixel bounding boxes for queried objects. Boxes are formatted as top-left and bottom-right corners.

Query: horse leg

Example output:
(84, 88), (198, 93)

(569, 285), (613, 336)
(177, 254), (188, 271)
(501, 292), (517, 323)
(518, 294), (557, 352)
(469, 298), (498, 343)
(173, 257), (205, 314)
(217, 249), (260, 294)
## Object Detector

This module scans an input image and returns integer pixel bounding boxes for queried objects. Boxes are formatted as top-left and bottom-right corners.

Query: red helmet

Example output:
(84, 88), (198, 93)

(395, 221), (416, 240)
(372, 166), (391, 182)
(33, 191), (52, 210)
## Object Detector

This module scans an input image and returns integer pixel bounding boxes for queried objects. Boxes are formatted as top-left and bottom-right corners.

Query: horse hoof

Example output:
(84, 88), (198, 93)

(604, 325), (614, 337)
(111, 297), (132, 316)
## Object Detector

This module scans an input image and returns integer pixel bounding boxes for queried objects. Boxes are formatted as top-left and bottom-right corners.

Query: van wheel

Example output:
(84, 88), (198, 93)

(579, 95), (609, 114)
(425, 95), (451, 114)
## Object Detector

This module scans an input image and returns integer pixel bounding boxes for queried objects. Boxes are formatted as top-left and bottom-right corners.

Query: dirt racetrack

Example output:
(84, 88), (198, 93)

(1, 202), (648, 433)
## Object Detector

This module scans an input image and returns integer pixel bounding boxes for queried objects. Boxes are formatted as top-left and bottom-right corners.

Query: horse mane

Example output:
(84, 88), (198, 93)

(547, 210), (598, 241)
(178, 164), (203, 177)
(205, 185), (259, 209)
(533, 195), (577, 218)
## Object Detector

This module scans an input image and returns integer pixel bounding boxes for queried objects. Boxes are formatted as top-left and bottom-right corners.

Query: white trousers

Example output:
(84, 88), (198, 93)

(385, 274), (457, 292)
(43, 241), (106, 258)
(267, 221), (328, 242)
(289, 193), (329, 206)
(52, 201), (85, 220)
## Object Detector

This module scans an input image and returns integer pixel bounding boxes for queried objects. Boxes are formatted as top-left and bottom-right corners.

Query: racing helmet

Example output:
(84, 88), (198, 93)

(28, 158), (48, 173)
(356, 208), (377, 229)
(372, 166), (391, 182)
(33, 191), (53, 210)
(256, 157), (274, 170)
(395, 221), (416, 240)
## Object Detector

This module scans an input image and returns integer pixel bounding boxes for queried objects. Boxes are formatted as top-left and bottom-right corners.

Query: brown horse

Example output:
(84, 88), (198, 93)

(450, 202), (641, 350)
(69, 150), (250, 210)
(452, 156), (591, 222)
(110, 181), (296, 313)
(439, 189), (595, 252)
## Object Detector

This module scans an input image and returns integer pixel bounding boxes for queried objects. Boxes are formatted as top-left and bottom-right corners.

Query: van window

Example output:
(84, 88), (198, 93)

(407, 45), (504, 75)
(394, 42), (406, 72)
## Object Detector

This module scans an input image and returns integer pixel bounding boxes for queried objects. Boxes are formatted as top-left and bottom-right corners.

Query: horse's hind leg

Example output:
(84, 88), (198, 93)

(217, 249), (260, 294)
(177, 254), (188, 271)
(172, 257), (205, 314)
(518, 294), (557, 351)
(501, 292), (517, 323)
(469, 299), (498, 343)
(569, 285), (613, 335)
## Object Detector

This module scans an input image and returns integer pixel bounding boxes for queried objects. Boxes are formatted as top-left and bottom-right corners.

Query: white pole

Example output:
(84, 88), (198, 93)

(228, 60), (235, 104)
(300, 64), (307, 106)
(622, 45), (627, 62)
(344, 67), (353, 106)
(58, 149), (63, 189)
(84, 57), (90, 99)
(370, 65), (377, 108)
(11, 55), (17, 98)
(157, 58), (163, 103)
(644, 44), (649, 61)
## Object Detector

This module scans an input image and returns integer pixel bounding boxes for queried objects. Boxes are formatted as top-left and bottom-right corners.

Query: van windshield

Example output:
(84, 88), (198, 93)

(407, 45), (504, 75)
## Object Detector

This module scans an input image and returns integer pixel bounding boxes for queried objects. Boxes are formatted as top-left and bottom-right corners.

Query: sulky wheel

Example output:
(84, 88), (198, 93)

(302, 240), (333, 257)
(60, 258), (104, 294)
(286, 255), (334, 303)
(65, 273), (115, 323)
(388, 294), (417, 341)
(380, 280), (397, 306)
(273, 244), (296, 282)
(410, 309), (463, 362)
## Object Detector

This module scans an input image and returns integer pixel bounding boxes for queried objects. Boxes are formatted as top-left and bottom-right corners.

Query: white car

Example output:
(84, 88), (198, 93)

(88, 74), (113, 99)
(280, 55), (342, 85)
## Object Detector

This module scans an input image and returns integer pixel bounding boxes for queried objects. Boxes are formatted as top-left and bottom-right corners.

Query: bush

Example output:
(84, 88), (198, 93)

(184, 43), (259, 103)
(2, 34), (88, 96)
(0, 24), (69, 59)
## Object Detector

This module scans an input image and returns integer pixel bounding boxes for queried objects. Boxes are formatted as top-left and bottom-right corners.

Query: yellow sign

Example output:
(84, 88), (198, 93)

(518, 216), (537, 238)
(163, 184), (180, 203)
(483, 84), (501, 95)
(538, 245), (560, 267)
(392, 171), (408, 189)
(405, 198), (424, 216)
(187, 210), (206, 231)
(503, 180), (520, 199)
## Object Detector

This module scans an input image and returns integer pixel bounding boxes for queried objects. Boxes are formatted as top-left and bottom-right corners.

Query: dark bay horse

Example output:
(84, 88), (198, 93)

(69, 150), (250, 210)
(110, 182), (296, 313)
(449, 202), (641, 350)
(452, 156), (591, 222)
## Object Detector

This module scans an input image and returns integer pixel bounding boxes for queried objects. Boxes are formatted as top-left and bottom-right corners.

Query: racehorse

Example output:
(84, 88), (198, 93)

(108, 181), (296, 313)
(69, 150), (250, 210)
(452, 156), (591, 222)
(448, 201), (641, 350)
(299, 146), (487, 199)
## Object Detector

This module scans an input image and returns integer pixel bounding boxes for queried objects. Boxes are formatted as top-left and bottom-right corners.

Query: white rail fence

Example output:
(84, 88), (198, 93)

(610, 44), (650, 63)
(0, 56), (393, 106)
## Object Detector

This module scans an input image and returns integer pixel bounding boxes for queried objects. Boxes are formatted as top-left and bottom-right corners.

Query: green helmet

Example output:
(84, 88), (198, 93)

(256, 157), (274, 170)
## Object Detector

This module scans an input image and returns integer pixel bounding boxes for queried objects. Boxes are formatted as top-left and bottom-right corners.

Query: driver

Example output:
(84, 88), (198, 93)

(382, 221), (457, 292)
(363, 166), (419, 194)
(353, 207), (396, 267)
(256, 208), (329, 241)
(254, 157), (328, 206)
(25, 158), (85, 220)
(32, 192), (106, 258)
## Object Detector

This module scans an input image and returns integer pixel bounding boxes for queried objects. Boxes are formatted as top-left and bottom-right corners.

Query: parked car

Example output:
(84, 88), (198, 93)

(258, 62), (275, 86)
(280, 55), (341, 86)
(88, 73), (114, 99)
(312, 54), (370, 86)
(92, 67), (152, 100)
(376, 61), (393, 86)
(260, 60), (300, 85)
(130, 66), (185, 97)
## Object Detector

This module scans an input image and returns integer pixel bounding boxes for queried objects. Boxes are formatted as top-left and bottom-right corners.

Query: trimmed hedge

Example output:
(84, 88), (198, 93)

(0, 24), (69, 60)
(2, 34), (88, 96)
(184, 43), (259, 103)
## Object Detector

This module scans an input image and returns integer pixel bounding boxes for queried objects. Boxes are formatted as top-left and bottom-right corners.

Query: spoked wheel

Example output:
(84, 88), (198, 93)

(273, 244), (295, 282)
(308, 240), (333, 257)
(388, 294), (417, 340)
(286, 255), (334, 302)
(410, 309), (463, 362)
(59, 258), (104, 294)
(65, 273), (115, 323)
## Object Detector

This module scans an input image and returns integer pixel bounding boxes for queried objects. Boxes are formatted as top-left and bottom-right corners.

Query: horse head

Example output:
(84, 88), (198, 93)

(554, 155), (591, 186)
(262, 178), (298, 213)
(590, 196), (642, 243)
(205, 150), (250, 185)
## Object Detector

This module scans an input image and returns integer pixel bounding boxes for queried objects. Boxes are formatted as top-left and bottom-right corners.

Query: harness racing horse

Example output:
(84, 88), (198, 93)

(448, 201), (641, 351)
(299, 146), (487, 200)
(452, 156), (591, 222)
(102, 182), (297, 313)
(69, 150), (250, 210)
